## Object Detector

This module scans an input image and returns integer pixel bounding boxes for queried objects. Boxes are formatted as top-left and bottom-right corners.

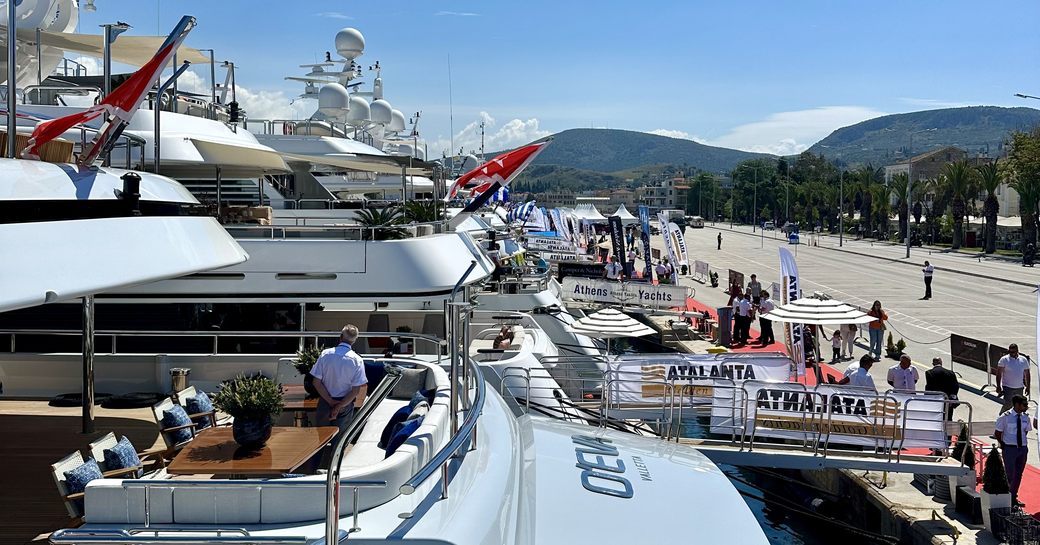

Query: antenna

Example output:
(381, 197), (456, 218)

(448, 53), (454, 171)
(479, 120), (485, 161)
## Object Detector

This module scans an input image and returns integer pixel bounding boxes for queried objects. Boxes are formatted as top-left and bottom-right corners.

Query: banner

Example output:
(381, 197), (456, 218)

(709, 381), (948, 449)
(544, 252), (590, 262)
(779, 248), (805, 377)
(949, 334), (989, 371)
(694, 260), (709, 280)
(666, 221), (689, 267)
(658, 213), (679, 276)
(608, 215), (627, 273)
(638, 205), (653, 279)
(550, 209), (571, 242)
(560, 277), (688, 309)
(607, 354), (792, 405)
(557, 262), (606, 281)
(527, 236), (578, 254)
(1035, 284), (1039, 453)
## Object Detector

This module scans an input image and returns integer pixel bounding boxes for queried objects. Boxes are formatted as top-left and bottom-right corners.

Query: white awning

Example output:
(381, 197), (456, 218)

(281, 152), (426, 176)
(0, 216), (248, 313)
(17, 28), (212, 66)
(190, 138), (290, 174)
(761, 297), (875, 326)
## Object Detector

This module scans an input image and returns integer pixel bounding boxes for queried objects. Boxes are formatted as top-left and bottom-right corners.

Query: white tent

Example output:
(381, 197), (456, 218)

(576, 203), (608, 223)
(568, 308), (657, 357)
(612, 204), (639, 224)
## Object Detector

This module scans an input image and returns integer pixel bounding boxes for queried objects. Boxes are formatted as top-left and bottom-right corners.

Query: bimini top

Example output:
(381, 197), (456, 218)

(0, 159), (248, 312)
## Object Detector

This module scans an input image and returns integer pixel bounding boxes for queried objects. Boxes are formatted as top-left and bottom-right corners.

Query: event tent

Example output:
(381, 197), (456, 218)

(611, 204), (639, 224)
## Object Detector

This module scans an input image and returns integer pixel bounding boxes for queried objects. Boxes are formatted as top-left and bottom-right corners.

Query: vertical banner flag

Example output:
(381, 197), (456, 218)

(659, 212), (680, 275)
(1035, 284), (1039, 452)
(550, 209), (569, 241)
(608, 215), (627, 274)
(779, 247), (806, 377)
(666, 221), (689, 266)
(638, 205), (653, 279)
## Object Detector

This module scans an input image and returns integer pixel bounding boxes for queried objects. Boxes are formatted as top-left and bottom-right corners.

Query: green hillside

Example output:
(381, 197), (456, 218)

(806, 106), (1040, 166)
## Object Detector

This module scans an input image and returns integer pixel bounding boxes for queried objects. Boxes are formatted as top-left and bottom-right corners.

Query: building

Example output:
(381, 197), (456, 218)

(884, 146), (1019, 216)
(539, 190), (576, 209)
(638, 176), (688, 211)
(607, 188), (638, 210)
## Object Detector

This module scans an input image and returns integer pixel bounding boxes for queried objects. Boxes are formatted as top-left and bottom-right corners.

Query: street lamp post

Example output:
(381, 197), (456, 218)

(839, 170), (844, 247)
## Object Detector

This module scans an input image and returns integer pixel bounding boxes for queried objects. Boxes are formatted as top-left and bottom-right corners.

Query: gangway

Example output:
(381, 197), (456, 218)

(498, 355), (977, 478)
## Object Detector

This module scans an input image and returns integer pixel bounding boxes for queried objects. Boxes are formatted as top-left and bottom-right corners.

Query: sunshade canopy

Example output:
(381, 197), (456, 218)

(190, 138), (290, 174)
(761, 297), (875, 326)
(281, 152), (426, 175)
(18, 28), (212, 65)
(568, 308), (657, 339)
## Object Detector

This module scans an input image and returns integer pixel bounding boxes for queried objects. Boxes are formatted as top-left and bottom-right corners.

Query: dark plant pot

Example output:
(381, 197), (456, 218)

(232, 415), (273, 449)
(303, 373), (319, 398)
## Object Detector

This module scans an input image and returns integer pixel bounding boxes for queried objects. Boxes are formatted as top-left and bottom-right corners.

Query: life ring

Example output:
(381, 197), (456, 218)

(283, 122), (296, 135)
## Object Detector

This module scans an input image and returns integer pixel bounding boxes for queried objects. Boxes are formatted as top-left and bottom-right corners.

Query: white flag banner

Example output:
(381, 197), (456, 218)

(607, 354), (792, 405)
(1035, 284), (1039, 453)
(709, 381), (948, 449)
(560, 277), (688, 308)
(779, 248), (806, 377)
(666, 221), (689, 266)
(527, 236), (578, 254)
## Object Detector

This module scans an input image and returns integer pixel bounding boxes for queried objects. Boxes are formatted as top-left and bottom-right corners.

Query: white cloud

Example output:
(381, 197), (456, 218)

(435, 10), (480, 16)
(429, 111), (550, 157)
(897, 97), (976, 109)
(648, 129), (694, 140)
(705, 106), (888, 155)
(69, 55), (102, 76)
(316, 12), (353, 20)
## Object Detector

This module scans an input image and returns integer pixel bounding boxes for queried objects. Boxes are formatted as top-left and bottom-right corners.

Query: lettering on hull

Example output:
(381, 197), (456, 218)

(572, 434), (634, 498)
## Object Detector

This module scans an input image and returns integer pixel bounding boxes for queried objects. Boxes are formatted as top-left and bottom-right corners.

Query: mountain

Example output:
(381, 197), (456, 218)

(806, 106), (1040, 166)
(527, 128), (772, 173)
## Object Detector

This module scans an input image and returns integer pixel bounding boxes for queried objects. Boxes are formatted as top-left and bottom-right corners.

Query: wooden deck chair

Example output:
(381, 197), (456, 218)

(150, 397), (198, 452)
(88, 432), (167, 477)
(174, 386), (231, 427)
(51, 452), (88, 520)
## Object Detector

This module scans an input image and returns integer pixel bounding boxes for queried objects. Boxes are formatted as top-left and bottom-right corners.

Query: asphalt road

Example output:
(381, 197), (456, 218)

(649, 223), (1039, 426)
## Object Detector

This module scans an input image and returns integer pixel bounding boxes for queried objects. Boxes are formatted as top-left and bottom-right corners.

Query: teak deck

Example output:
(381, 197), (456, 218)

(167, 426), (336, 476)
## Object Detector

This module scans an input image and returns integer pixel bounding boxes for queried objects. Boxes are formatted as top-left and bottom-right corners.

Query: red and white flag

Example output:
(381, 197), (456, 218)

(22, 16), (196, 165)
(446, 140), (549, 204)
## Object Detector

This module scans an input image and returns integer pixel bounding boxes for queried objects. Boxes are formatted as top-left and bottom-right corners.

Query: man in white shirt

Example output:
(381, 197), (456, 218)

(735, 295), (752, 345)
(756, 291), (775, 345)
(997, 343), (1031, 412)
(887, 354), (919, 391)
(311, 325), (369, 436)
(839, 355), (877, 390)
(626, 248), (638, 278)
(747, 274), (762, 306)
(994, 395), (1034, 506)
(604, 255), (624, 281)
(922, 260), (934, 299)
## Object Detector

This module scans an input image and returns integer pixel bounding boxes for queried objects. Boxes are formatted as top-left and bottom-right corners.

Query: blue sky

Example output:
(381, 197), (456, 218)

(76, 0), (1040, 156)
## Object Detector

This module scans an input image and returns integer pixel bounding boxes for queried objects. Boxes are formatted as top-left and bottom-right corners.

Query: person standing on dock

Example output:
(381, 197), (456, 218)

(839, 355), (876, 390)
(756, 290), (775, 346)
(839, 323), (857, 360)
(717, 232), (722, 250)
(866, 300), (888, 361)
(921, 261), (934, 299)
(994, 395), (1034, 507)
(887, 354), (919, 391)
(925, 357), (959, 420)
(747, 274), (762, 306)
(604, 255), (624, 282)
(997, 344), (1030, 413)
(311, 325), (368, 438)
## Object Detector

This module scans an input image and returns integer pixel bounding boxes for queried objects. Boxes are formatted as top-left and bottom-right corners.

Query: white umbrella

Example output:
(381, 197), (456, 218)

(761, 297), (875, 326)
(568, 308), (657, 357)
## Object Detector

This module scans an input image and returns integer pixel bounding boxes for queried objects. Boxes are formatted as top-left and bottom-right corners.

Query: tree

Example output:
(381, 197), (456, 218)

(976, 162), (1002, 254)
(939, 161), (978, 250)
(1006, 128), (1040, 253)
(890, 173), (910, 242)
(869, 183), (891, 239)
(355, 205), (405, 240)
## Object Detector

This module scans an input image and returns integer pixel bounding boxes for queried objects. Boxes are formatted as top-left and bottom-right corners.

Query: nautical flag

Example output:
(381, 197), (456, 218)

(447, 140), (550, 211)
(638, 205), (653, 280)
(22, 16), (196, 164)
(508, 201), (537, 224)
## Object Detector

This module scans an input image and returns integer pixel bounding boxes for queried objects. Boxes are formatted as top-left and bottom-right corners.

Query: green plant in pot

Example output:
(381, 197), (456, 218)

(980, 445), (1012, 532)
(214, 373), (284, 449)
(293, 346), (322, 398)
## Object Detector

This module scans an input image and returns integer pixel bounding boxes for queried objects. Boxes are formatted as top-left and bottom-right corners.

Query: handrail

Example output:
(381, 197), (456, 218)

(324, 365), (403, 544)
(400, 356), (485, 495)
(50, 530), (308, 545)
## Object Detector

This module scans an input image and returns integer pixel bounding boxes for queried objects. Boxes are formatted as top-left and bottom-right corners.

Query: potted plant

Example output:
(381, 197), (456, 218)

(948, 423), (977, 494)
(213, 373), (284, 449)
(884, 333), (907, 359)
(292, 345), (322, 398)
(980, 445), (1012, 532)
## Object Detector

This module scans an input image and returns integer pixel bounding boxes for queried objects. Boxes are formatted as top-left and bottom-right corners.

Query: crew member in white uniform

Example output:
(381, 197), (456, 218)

(997, 343), (1031, 413)
(994, 395), (1034, 507)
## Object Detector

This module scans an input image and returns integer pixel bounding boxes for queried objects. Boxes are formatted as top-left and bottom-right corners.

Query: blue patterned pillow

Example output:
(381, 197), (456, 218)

(63, 457), (102, 511)
(384, 416), (423, 458)
(102, 436), (142, 477)
(185, 391), (214, 429)
(161, 405), (194, 445)
(378, 405), (413, 449)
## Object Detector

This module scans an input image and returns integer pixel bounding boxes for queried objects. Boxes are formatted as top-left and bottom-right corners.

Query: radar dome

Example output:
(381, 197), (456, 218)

(372, 77), (384, 100)
(461, 154), (480, 172)
(346, 96), (371, 125)
(335, 28), (365, 60)
(389, 109), (406, 132)
(370, 99), (392, 124)
(317, 83), (350, 118)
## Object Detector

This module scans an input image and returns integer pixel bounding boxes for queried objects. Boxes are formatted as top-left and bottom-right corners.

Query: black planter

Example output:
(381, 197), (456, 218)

(303, 373), (319, 398)
(232, 415), (273, 448)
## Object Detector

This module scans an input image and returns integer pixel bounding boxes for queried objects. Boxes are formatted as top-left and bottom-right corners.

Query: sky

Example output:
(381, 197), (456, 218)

(73, 0), (1040, 157)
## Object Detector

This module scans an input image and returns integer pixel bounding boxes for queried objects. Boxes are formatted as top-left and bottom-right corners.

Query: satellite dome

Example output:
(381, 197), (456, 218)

(370, 99), (392, 124)
(372, 76), (384, 100)
(389, 109), (406, 132)
(461, 154), (480, 172)
(335, 28), (365, 60)
(317, 83), (350, 118)
(346, 96), (371, 125)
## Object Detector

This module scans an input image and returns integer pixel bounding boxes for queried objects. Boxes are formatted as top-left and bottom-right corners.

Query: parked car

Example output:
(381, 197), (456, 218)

(763, 221), (775, 231)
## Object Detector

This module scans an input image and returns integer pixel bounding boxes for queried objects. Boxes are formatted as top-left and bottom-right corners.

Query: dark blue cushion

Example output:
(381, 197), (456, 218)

(63, 457), (102, 511)
(185, 391), (214, 429)
(409, 390), (435, 410)
(364, 362), (388, 393)
(161, 405), (194, 445)
(378, 405), (413, 449)
(102, 436), (142, 477)
(384, 417), (423, 458)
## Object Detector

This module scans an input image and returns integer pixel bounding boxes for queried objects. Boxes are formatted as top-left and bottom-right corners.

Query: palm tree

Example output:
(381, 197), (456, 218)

(355, 205), (405, 240)
(403, 200), (444, 223)
(1006, 128), (1040, 255)
(976, 162), (1002, 254)
(868, 183), (890, 239)
(939, 161), (978, 250)
(890, 173), (910, 242)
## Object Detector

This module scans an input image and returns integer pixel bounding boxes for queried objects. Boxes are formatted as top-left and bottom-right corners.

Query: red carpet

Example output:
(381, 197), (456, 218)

(681, 297), (789, 353)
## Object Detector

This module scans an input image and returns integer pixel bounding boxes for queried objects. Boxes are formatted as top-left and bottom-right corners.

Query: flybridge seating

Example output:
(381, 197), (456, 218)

(82, 359), (452, 525)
